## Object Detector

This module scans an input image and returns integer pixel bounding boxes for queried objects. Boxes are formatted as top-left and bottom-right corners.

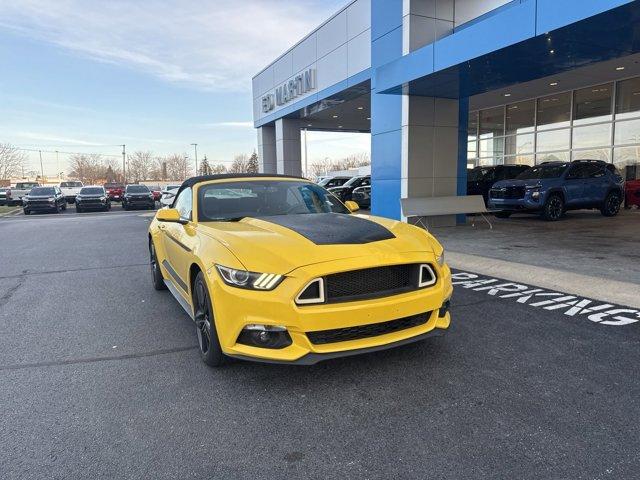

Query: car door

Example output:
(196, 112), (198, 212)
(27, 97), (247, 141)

(582, 164), (609, 205)
(159, 187), (196, 296)
(563, 164), (588, 206)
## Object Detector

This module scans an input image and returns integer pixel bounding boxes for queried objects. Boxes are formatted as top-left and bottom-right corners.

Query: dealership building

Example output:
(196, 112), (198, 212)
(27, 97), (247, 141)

(252, 0), (640, 222)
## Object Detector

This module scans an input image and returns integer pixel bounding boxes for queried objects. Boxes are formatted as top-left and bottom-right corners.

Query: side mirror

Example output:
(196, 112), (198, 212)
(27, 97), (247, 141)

(345, 200), (360, 212)
(157, 208), (188, 225)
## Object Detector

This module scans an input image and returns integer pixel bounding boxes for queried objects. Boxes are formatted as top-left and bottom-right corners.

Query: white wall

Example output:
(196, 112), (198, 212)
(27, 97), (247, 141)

(454, 0), (513, 27)
(252, 0), (371, 123)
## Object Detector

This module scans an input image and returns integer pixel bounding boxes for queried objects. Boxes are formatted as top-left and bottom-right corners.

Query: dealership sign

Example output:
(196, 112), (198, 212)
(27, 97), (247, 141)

(452, 272), (639, 326)
(262, 68), (316, 113)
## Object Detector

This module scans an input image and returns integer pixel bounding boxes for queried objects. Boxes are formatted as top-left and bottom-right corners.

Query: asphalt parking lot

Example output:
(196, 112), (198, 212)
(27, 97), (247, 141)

(1, 209), (639, 479)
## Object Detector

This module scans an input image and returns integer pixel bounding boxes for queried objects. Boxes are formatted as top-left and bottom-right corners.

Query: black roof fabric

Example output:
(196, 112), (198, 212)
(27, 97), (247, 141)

(174, 174), (305, 201)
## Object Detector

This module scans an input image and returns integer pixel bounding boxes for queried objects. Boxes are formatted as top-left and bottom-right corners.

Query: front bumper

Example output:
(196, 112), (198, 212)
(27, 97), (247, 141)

(199, 256), (453, 364)
(488, 195), (542, 211)
(77, 199), (108, 209)
(24, 202), (57, 211)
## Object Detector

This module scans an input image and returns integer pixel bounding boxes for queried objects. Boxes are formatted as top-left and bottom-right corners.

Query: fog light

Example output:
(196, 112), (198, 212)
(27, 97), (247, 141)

(237, 324), (292, 349)
(438, 299), (451, 318)
(532, 191), (541, 200)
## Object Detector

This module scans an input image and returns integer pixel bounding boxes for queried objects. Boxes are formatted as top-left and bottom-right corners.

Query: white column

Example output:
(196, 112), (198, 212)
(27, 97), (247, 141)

(275, 118), (302, 176)
(257, 125), (277, 174)
(401, 96), (460, 227)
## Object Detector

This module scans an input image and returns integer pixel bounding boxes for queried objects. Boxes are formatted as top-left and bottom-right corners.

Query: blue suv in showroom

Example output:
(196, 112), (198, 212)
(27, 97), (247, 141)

(488, 160), (624, 221)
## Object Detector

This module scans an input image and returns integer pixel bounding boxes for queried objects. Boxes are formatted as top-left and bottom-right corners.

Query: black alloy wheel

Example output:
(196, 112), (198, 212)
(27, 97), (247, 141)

(542, 194), (564, 221)
(149, 241), (167, 291)
(601, 192), (621, 217)
(193, 272), (225, 367)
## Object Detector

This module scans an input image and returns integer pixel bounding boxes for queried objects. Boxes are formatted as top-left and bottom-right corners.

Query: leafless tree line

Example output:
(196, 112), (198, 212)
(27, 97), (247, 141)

(0, 143), (27, 180)
(308, 152), (370, 178)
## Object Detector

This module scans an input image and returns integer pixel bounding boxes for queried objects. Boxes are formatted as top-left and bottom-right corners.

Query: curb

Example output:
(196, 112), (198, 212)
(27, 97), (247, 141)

(447, 251), (640, 309)
(0, 207), (21, 217)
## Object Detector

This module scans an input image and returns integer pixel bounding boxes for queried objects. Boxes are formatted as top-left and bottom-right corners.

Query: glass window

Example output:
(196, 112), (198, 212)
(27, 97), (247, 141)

(479, 137), (504, 158)
(478, 156), (503, 167)
(572, 123), (612, 149)
(174, 187), (192, 219)
(573, 83), (613, 125)
(80, 187), (104, 195)
(506, 100), (535, 134)
(614, 118), (640, 145)
(615, 77), (640, 120)
(29, 187), (56, 196)
(467, 141), (478, 160)
(126, 185), (150, 193)
(536, 129), (570, 152)
(613, 147), (640, 179)
(536, 151), (570, 164)
(468, 111), (478, 141)
(504, 155), (534, 166)
(505, 133), (534, 155)
(517, 163), (569, 179)
(479, 107), (504, 137)
(537, 92), (571, 130)
(572, 149), (612, 162)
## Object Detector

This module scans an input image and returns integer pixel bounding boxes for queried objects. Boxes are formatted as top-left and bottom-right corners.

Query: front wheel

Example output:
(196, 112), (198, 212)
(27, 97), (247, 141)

(541, 194), (564, 221)
(601, 192), (621, 217)
(23, 209), (30, 215)
(76, 206), (83, 213)
(193, 272), (225, 367)
(149, 241), (167, 291)
(62, 202), (67, 211)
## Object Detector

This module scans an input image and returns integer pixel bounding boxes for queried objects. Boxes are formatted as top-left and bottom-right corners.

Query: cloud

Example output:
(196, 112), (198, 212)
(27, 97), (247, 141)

(0, 0), (342, 92)
(14, 131), (103, 146)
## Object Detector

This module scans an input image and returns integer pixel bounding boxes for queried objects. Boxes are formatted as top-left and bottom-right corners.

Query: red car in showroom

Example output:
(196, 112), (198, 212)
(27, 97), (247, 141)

(625, 179), (640, 208)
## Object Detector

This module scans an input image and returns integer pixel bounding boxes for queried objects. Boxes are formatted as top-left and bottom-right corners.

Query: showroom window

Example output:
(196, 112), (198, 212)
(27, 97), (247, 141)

(468, 75), (640, 178)
(573, 83), (613, 125)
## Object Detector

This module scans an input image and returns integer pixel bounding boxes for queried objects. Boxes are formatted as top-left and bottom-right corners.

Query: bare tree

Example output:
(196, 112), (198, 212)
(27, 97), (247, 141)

(228, 154), (250, 173)
(68, 154), (105, 184)
(149, 157), (167, 181)
(210, 163), (227, 174)
(0, 143), (27, 180)
(164, 154), (191, 181)
(309, 152), (370, 178)
(127, 151), (154, 183)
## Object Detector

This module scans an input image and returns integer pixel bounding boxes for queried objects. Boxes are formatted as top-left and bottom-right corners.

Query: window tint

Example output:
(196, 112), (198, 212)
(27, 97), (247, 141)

(80, 187), (104, 195)
(30, 187), (56, 196)
(566, 163), (604, 179)
(173, 187), (192, 219)
(506, 100), (535, 134)
(537, 92), (571, 130)
(573, 83), (613, 125)
(616, 77), (640, 120)
(126, 185), (150, 193)
(517, 164), (568, 180)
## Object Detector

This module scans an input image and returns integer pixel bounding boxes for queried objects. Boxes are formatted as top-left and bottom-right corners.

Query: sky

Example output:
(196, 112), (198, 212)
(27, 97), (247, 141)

(0, 0), (369, 177)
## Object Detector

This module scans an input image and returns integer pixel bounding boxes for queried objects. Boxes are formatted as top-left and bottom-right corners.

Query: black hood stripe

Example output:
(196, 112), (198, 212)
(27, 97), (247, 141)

(258, 213), (395, 245)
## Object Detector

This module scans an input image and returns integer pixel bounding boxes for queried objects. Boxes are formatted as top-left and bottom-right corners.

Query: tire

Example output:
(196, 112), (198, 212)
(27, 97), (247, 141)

(149, 240), (167, 291)
(541, 193), (564, 221)
(23, 209), (30, 215)
(76, 206), (83, 213)
(123, 204), (130, 211)
(62, 203), (67, 211)
(601, 191), (622, 217)
(495, 211), (511, 219)
(193, 272), (225, 367)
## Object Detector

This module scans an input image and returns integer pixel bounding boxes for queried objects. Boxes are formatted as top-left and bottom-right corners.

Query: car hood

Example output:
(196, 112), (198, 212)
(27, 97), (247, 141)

(198, 213), (437, 274)
(491, 179), (541, 188)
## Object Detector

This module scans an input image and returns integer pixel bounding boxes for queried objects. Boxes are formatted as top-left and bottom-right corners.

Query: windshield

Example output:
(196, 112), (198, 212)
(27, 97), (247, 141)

(516, 164), (568, 180)
(80, 187), (104, 195)
(342, 176), (368, 188)
(30, 187), (55, 196)
(105, 184), (123, 189)
(198, 180), (349, 221)
(60, 182), (82, 187)
(467, 168), (495, 182)
(126, 185), (150, 193)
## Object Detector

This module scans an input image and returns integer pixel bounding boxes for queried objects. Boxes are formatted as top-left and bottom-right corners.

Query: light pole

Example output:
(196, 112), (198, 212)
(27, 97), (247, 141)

(191, 143), (198, 175)
(39, 150), (44, 180)
(122, 145), (126, 183)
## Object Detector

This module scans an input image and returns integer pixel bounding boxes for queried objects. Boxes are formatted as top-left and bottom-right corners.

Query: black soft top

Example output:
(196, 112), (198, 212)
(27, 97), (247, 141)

(175, 173), (305, 198)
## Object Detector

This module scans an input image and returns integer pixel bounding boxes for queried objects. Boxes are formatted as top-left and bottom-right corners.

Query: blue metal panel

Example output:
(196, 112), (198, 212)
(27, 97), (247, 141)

(456, 97), (469, 224)
(371, 27), (403, 68)
(370, 178), (402, 219)
(371, 0), (402, 41)
(371, 128), (402, 181)
(536, 0), (634, 34)
(371, 91), (402, 135)
(434, 0), (536, 72)
(254, 70), (372, 128)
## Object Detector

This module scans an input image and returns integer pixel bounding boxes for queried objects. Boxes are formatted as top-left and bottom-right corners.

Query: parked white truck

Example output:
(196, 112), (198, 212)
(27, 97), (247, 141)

(2, 181), (40, 206)
(59, 181), (84, 203)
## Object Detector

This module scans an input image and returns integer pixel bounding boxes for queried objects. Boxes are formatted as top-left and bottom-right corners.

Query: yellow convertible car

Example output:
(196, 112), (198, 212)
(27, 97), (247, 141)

(148, 174), (452, 366)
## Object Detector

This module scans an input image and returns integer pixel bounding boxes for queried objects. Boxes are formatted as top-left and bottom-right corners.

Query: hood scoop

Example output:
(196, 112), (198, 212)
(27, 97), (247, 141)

(257, 213), (395, 245)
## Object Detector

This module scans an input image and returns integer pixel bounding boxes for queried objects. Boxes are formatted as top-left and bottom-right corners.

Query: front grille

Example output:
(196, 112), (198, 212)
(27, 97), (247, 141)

(325, 264), (420, 303)
(490, 186), (525, 199)
(28, 200), (51, 206)
(306, 311), (431, 345)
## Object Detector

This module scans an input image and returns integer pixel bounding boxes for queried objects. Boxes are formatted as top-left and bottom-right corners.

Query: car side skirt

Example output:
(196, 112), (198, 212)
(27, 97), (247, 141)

(163, 279), (194, 321)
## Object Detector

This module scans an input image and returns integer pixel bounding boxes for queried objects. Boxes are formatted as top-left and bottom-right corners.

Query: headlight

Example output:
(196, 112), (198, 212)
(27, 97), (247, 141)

(215, 265), (283, 291)
(100, 196), (106, 201)
(436, 251), (445, 267)
(48, 197), (56, 203)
